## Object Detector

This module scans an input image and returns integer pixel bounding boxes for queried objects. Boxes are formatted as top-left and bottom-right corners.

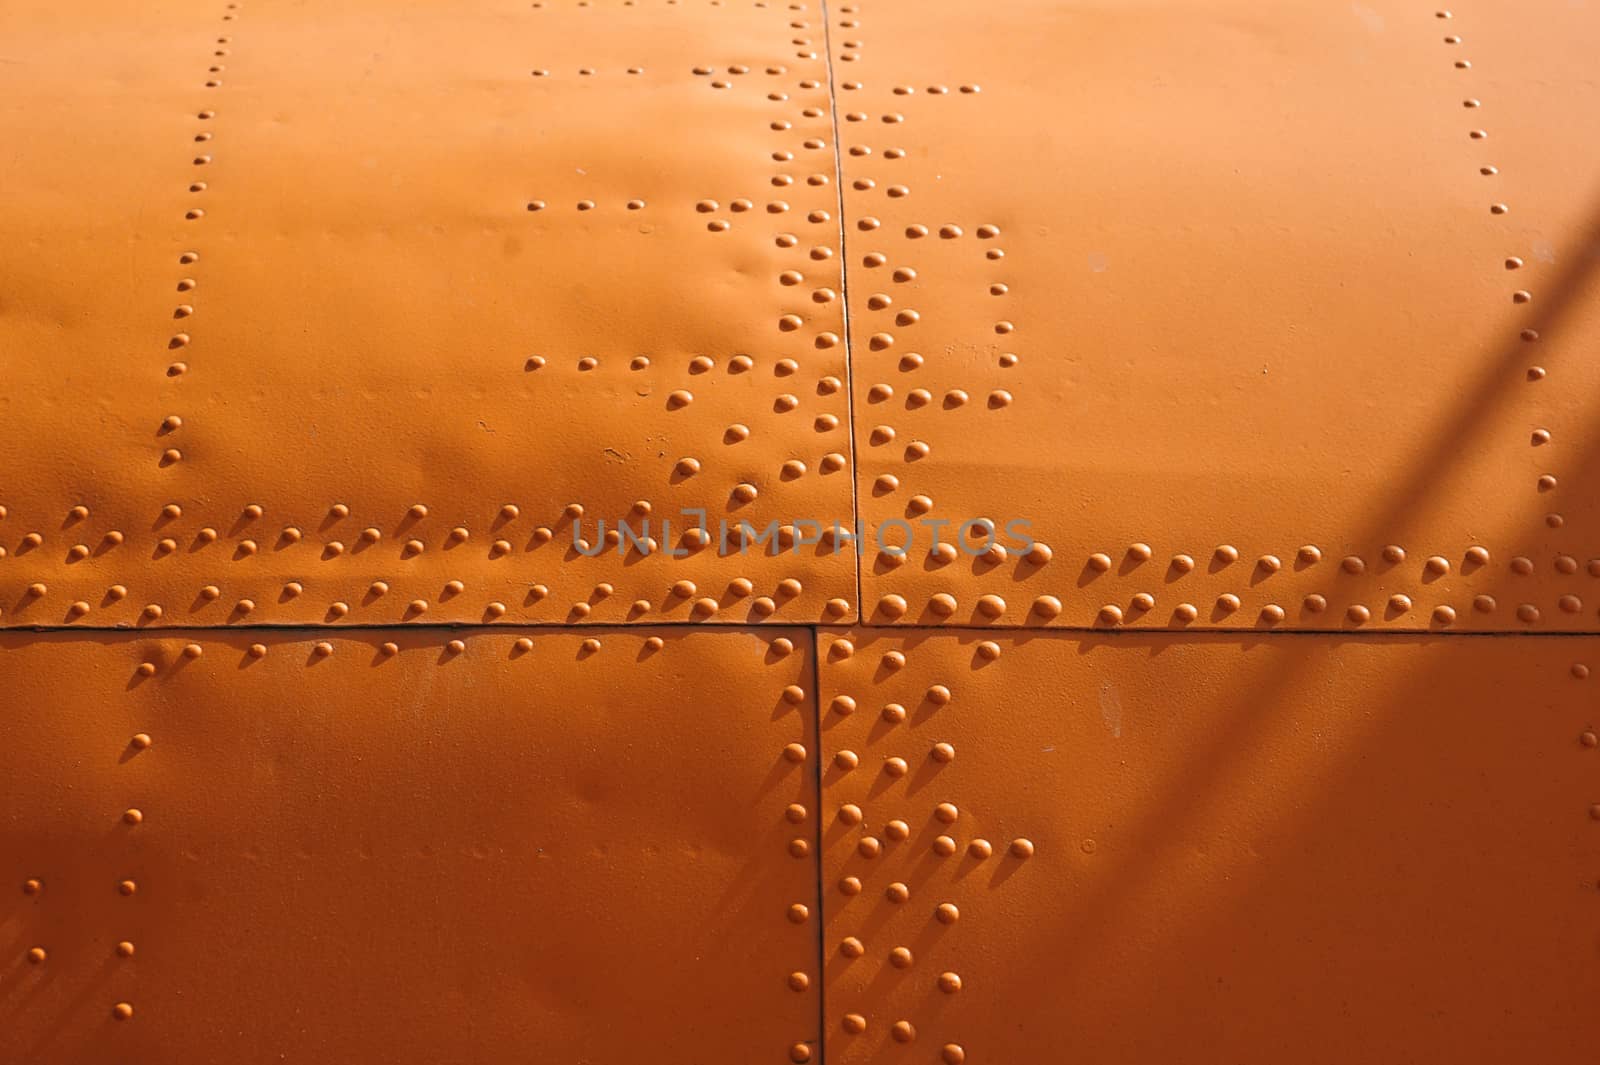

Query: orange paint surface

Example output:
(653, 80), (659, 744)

(0, 629), (818, 1062)
(1, 0), (1598, 1061)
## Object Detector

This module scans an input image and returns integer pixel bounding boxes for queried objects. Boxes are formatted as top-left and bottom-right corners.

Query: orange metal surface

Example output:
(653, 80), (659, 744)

(818, 628), (1600, 1063)
(2, 0), (1600, 1061)
(0, 627), (818, 1063)
(0, 0), (856, 628)
(842, 0), (1600, 630)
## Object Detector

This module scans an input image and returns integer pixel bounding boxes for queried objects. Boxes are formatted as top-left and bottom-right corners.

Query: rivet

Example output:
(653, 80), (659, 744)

(113, 1003), (134, 1021)
(118, 879), (137, 896)
(838, 876), (862, 896)
(968, 838), (993, 859)
(938, 971), (962, 993)
(890, 946), (913, 967)
(891, 1020), (916, 1043)
(1010, 838), (1035, 858)
(116, 941), (136, 957)
(943, 1045), (966, 1064)
(843, 1014), (867, 1034)
(123, 808), (144, 825)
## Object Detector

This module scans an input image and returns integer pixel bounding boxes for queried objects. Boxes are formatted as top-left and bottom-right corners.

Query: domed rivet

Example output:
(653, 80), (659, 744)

(118, 879), (137, 896)
(787, 971), (809, 992)
(1215, 544), (1239, 563)
(313, 641), (333, 657)
(116, 941), (136, 957)
(968, 838), (993, 859)
(943, 1045), (966, 1064)
(1010, 838), (1035, 858)
(123, 808), (143, 825)
(783, 742), (807, 763)
(1032, 595), (1063, 618)
(1174, 603), (1198, 622)
(932, 835), (956, 856)
(248, 643), (267, 658)
(1341, 555), (1366, 575)
(891, 1020), (916, 1043)
(838, 876), (862, 896)
(1216, 594), (1240, 614)
(1389, 594), (1412, 614)
(113, 1003), (134, 1020)
(1348, 604), (1371, 624)
(843, 1013), (866, 1034)
(935, 802), (959, 823)
(789, 1044), (811, 1063)
(926, 684), (952, 706)
(27, 947), (46, 964)
(938, 971), (962, 993)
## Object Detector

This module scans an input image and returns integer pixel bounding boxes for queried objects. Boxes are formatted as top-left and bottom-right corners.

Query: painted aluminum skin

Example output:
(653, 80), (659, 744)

(2, 0), (1598, 1062)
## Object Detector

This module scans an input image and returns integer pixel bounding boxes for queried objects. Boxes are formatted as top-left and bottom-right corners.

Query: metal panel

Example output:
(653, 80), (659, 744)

(818, 628), (1600, 1062)
(838, 0), (1600, 630)
(0, 0), (856, 627)
(0, 628), (819, 1064)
